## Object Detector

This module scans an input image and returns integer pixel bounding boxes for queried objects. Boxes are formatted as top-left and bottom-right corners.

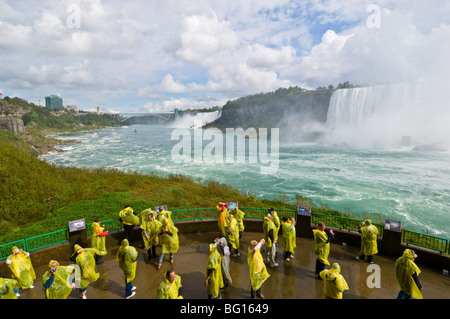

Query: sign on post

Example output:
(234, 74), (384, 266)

(68, 219), (86, 233)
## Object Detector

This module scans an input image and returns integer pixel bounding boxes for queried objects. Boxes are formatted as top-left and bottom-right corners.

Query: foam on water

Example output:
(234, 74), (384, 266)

(41, 124), (450, 238)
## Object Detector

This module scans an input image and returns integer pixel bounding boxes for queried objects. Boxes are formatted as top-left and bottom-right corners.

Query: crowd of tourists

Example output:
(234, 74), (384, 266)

(0, 203), (423, 299)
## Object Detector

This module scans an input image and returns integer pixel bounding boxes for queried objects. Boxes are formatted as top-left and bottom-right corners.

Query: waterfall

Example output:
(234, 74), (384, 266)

(170, 110), (222, 128)
(325, 82), (450, 149)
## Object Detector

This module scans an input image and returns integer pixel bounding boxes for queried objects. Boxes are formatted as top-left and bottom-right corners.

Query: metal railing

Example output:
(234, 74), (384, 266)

(402, 229), (449, 254)
(1, 207), (448, 260)
(311, 212), (384, 237)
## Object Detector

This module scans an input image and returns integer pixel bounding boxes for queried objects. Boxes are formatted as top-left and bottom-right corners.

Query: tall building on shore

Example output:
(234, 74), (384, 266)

(45, 94), (63, 109)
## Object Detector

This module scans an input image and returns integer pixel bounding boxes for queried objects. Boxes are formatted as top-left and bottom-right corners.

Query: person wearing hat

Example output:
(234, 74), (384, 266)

(395, 249), (423, 299)
(313, 222), (334, 278)
(319, 263), (349, 299)
(268, 208), (280, 251)
(91, 218), (109, 264)
(116, 239), (138, 299)
(42, 260), (77, 299)
(6, 246), (36, 290)
(140, 211), (162, 262)
(70, 244), (100, 299)
(356, 219), (378, 264)
(281, 216), (297, 261)
(205, 243), (223, 299)
(217, 202), (228, 237)
(248, 239), (270, 299)
(263, 213), (278, 267)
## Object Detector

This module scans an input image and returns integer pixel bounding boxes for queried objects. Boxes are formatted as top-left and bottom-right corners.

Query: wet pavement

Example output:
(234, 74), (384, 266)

(17, 231), (450, 300)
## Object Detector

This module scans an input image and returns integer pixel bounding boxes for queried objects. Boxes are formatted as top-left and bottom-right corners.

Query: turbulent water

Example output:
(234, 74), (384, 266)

(41, 123), (450, 238)
(41, 84), (450, 238)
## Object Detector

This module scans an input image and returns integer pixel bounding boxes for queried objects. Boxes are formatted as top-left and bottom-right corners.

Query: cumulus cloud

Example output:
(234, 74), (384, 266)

(0, 0), (449, 111)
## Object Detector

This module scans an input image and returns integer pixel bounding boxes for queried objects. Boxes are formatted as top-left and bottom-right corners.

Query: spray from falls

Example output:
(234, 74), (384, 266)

(169, 110), (222, 128)
(324, 82), (450, 150)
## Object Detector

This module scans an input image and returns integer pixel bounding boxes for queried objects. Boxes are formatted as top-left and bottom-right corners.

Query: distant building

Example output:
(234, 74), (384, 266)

(64, 105), (78, 112)
(45, 94), (63, 109)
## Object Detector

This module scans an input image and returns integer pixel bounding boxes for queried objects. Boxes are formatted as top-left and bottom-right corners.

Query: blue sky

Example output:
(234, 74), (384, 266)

(1, 0), (449, 113)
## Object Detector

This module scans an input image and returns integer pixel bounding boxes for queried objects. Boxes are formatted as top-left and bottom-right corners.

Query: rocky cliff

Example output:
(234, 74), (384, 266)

(0, 117), (25, 135)
(205, 87), (334, 141)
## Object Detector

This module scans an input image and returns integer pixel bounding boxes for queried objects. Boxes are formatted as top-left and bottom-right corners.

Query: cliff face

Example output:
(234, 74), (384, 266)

(206, 88), (333, 141)
(0, 117), (25, 135)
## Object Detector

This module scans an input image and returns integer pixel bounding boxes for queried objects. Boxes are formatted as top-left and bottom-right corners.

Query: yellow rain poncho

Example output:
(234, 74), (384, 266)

(156, 273), (183, 299)
(217, 204), (228, 237)
(313, 229), (331, 265)
(319, 263), (349, 299)
(159, 220), (179, 254)
(226, 215), (240, 250)
(360, 219), (378, 256)
(71, 245), (99, 289)
(0, 278), (19, 299)
(42, 260), (76, 299)
(116, 239), (138, 283)
(206, 244), (223, 298)
(6, 246), (36, 289)
(157, 209), (174, 226)
(140, 211), (162, 249)
(271, 211), (280, 244)
(395, 249), (423, 299)
(247, 242), (270, 291)
(263, 216), (276, 247)
(91, 221), (108, 256)
(230, 207), (245, 233)
(119, 206), (139, 226)
(281, 220), (297, 254)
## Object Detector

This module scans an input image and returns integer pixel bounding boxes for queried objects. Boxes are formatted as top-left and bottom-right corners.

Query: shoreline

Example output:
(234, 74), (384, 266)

(26, 125), (121, 156)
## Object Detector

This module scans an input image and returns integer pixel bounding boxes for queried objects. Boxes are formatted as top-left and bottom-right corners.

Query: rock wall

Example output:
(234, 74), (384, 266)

(0, 117), (25, 135)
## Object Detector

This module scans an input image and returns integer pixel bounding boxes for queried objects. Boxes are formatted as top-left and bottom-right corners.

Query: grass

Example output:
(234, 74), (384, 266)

(0, 130), (297, 243)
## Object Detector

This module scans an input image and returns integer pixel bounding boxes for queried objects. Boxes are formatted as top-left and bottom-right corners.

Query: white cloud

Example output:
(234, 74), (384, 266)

(0, 1), (449, 111)
(176, 11), (239, 66)
(248, 44), (296, 69)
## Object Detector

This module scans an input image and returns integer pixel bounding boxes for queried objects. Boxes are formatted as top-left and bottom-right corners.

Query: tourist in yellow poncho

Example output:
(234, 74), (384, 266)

(119, 205), (139, 241)
(268, 208), (280, 250)
(229, 207), (245, 239)
(116, 239), (138, 298)
(140, 210), (162, 262)
(248, 239), (270, 299)
(70, 244), (100, 299)
(42, 260), (76, 299)
(6, 246), (36, 289)
(217, 202), (228, 237)
(319, 263), (349, 299)
(0, 278), (19, 299)
(157, 208), (174, 226)
(313, 222), (334, 278)
(205, 243), (223, 299)
(356, 219), (378, 264)
(281, 216), (297, 261)
(156, 269), (183, 299)
(225, 214), (240, 256)
(263, 214), (278, 267)
(157, 218), (179, 269)
(91, 218), (109, 264)
(395, 249), (423, 299)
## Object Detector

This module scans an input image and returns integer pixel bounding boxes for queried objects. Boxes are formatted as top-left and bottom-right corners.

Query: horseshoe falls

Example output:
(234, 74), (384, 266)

(42, 84), (450, 238)
(324, 82), (450, 150)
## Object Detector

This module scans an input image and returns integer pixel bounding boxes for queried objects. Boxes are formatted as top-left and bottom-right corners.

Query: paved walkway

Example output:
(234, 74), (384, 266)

(17, 231), (450, 300)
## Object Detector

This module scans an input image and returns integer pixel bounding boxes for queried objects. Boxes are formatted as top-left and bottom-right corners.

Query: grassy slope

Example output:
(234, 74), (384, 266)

(0, 130), (300, 243)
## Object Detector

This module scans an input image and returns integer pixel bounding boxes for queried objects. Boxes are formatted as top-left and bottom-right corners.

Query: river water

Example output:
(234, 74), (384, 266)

(41, 122), (450, 238)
